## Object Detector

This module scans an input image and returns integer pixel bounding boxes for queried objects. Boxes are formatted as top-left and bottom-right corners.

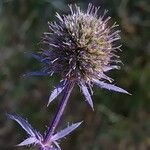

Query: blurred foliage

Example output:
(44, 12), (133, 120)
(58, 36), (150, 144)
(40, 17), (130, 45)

(0, 0), (150, 150)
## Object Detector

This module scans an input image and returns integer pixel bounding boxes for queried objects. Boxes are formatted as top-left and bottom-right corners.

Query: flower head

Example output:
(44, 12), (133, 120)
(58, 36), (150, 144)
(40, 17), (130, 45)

(28, 4), (130, 109)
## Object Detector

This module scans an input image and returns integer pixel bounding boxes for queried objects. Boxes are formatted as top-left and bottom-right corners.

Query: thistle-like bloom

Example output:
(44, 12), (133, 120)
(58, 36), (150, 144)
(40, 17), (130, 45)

(29, 4), (129, 109)
(7, 114), (82, 150)
(8, 4), (130, 150)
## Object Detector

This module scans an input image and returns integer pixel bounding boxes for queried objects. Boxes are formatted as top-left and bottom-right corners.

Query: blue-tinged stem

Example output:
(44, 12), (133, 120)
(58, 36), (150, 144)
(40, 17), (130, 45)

(43, 81), (74, 144)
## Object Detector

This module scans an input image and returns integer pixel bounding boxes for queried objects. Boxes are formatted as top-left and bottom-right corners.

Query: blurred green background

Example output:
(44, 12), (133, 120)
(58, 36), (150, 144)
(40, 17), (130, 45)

(0, 0), (150, 150)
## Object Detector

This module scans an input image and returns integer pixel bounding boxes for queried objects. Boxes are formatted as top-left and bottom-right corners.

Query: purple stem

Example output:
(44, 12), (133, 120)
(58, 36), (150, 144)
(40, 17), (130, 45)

(43, 81), (74, 144)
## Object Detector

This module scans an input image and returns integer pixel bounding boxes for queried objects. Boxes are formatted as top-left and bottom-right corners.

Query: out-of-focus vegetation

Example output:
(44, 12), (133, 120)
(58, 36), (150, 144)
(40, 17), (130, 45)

(0, 0), (150, 150)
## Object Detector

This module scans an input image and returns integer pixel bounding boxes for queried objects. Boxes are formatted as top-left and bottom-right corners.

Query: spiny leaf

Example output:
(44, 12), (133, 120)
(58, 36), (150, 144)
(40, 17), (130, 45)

(80, 82), (94, 110)
(17, 137), (38, 146)
(7, 114), (41, 139)
(51, 121), (82, 141)
(47, 80), (66, 106)
(93, 79), (131, 95)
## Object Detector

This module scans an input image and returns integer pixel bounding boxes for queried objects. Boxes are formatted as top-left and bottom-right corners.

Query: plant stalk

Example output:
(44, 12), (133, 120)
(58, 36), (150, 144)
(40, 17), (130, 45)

(43, 81), (74, 144)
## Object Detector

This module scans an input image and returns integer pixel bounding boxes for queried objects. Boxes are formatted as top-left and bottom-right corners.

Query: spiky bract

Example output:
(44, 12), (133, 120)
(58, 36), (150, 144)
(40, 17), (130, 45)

(7, 114), (82, 150)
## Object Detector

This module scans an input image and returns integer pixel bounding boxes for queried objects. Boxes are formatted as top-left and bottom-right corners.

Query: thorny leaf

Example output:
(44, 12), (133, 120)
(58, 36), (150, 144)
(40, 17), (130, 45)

(6, 114), (41, 139)
(80, 82), (94, 110)
(51, 121), (82, 141)
(93, 79), (130, 95)
(7, 113), (82, 149)
(48, 80), (67, 106)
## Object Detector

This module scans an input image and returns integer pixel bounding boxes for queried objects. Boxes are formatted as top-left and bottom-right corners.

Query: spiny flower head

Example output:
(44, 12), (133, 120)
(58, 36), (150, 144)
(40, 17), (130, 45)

(29, 4), (130, 109)
(42, 4), (120, 82)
